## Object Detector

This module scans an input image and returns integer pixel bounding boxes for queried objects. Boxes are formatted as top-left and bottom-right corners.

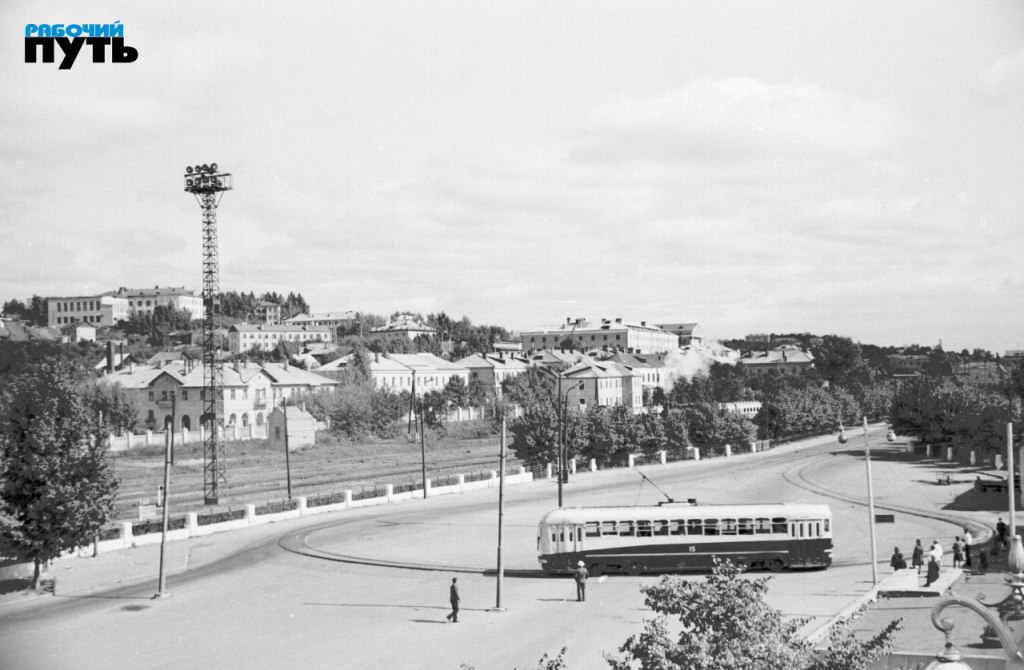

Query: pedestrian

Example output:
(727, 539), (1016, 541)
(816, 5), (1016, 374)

(998, 517), (1008, 547)
(925, 556), (940, 587)
(930, 539), (943, 566)
(952, 537), (963, 569)
(912, 539), (925, 574)
(964, 528), (973, 569)
(980, 549), (989, 573)
(889, 547), (907, 571)
(573, 560), (589, 602)
(446, 577), (460, 623)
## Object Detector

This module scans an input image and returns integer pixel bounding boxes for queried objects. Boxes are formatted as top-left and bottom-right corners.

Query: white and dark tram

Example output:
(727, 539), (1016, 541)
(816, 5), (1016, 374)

(537, 503), (832, 575)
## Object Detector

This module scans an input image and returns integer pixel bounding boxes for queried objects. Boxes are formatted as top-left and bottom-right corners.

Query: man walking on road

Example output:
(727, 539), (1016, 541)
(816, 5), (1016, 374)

(573, 561), (589, 602)
(446, 577), (460, 623)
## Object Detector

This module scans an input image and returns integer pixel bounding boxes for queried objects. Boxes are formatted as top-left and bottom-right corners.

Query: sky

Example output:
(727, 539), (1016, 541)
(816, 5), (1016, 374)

(2, 1), (1024, 354)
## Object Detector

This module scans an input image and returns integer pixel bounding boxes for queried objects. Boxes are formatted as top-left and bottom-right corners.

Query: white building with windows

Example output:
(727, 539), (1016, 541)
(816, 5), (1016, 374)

(97, 358), (337, 433)
(113, 286), (204, 320)
(521, 317), (677, 355)
(283, 312), (358, 341)
(228, 323), (332, 354)
(47, 294), (129, 327)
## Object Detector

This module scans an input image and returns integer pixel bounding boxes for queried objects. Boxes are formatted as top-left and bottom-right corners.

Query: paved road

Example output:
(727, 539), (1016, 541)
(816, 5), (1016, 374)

(0, 429), (968, 669)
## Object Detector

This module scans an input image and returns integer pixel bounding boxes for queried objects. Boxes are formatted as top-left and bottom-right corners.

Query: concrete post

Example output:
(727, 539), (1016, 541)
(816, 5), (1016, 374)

(590, 458), (597, 472)
(199, 424), (205, 443)
(724, 444), (732, 457)
(996, 454), (1004, 470)
(628, 454), (636, 468)
(659, 450), (667, 464)
(970, 450), (976, 466)
(187, 512), (198, 537)
(343, 490), (352, 507)
(425, 478), (432, 495)
(546, 463), (553, 479)
(490, 470), (498, 481)
(297, 496), (308, 514)
(926, 443), (933, 457)
(121, 521), (133, 547)
(245, 504), (256, 522)
(457, 474), (466, 489)
(947, 446), (954, 462)
(182, 427), (189, 444)
(690, 447), (701, 461)
(570, 457), (577, 474)
(385, 484), (394, 500)
(518, 465), (525, 475)
(126, 432), (133, 449)
(749, 441), (757, 453)
(146, 430), (153, 446)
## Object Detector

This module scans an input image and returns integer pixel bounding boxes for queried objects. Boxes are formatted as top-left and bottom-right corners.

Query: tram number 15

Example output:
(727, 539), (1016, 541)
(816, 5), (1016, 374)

(688, 546), (696, 553)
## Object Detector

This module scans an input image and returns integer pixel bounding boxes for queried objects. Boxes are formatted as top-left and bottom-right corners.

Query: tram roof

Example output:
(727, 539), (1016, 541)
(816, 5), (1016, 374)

(540, 503), (830, 525)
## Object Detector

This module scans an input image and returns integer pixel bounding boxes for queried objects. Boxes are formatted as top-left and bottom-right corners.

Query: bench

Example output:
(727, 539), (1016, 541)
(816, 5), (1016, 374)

(936, 473), (952, 485)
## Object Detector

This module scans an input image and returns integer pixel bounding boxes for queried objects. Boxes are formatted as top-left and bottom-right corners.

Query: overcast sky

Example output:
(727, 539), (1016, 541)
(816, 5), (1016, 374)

(2, 2), (1023, 353)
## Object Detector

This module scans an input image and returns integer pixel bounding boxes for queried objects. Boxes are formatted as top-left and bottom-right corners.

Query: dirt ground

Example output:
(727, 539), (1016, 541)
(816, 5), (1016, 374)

(107, 421), (521, 521)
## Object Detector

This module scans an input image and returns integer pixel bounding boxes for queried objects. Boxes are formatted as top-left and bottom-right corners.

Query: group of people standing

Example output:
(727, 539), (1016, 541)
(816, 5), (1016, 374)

(890, 527), (978, 587)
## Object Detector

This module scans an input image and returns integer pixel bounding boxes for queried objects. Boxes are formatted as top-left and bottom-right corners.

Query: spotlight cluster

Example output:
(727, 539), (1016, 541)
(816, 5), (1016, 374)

(183, 162), (231, 192)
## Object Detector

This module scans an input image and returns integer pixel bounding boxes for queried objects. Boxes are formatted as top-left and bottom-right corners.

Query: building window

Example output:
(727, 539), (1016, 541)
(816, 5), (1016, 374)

(148, 391), (154, 402)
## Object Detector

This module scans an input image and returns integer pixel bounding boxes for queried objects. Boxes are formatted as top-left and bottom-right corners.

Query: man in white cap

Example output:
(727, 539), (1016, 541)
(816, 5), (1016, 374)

(573, 560), (589, 602)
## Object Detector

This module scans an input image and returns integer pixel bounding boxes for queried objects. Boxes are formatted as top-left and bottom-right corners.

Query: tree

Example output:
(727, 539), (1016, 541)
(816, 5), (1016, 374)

(83, 380), (139, 436)
(0, 362), (118, 587)
(605, 558), (903, 670)
(606, 558), (813, 670)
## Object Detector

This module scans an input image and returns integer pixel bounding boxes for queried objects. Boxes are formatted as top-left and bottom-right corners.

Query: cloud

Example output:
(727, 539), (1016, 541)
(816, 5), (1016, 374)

(979, 47), (1024, 107)
(571, 79), (899, 166)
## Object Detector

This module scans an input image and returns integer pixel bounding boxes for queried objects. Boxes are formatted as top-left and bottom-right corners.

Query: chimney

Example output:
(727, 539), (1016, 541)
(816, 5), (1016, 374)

(284, 358), (289, 370)
(641, 321), (646, 327)
(374, 352), (379, 363)
(106, 341), (114, 373)
(615, 318), (622, 324)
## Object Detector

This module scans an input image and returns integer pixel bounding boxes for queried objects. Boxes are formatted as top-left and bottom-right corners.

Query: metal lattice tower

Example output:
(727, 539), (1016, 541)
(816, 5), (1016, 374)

(183, 163), (232, 505)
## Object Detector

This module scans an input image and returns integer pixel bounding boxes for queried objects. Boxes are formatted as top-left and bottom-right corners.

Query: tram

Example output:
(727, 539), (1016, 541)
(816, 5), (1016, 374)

(537, 502), (832, 575)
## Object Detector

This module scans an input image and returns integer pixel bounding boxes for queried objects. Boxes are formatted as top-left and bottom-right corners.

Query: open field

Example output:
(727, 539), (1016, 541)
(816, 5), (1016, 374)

(107, 421), (522, 521)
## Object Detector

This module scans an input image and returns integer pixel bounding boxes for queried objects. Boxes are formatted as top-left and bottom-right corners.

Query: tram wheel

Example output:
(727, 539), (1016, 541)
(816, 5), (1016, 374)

(749, 561), (764, 571)
(590, 564), (603, 577)
(769, 559), (785, 572)
(627, 561), (646, 576)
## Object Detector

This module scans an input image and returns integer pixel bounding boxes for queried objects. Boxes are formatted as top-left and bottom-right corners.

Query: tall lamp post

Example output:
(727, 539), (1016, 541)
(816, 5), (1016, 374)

(556, 372), (585, 508)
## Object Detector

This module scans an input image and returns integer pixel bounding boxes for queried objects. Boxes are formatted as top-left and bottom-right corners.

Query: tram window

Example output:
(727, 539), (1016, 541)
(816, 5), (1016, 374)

(670, 520), (687, 536)
(637, 520), (652, 537)
(687, 519), (703, 536)
(755, 518), (772, 534)
(721, 519), (737, 535)
(585, 522), (601, 538)
(799, 523), (804, 538)
(824, 519), (830, 533)
(815, 522), (821, 537)
(551, 532), (557, 543)
(560, 529), (566, 542)
(704, 519), (719, 536)
(619, 521), (635, 537)
(738, 518), (754, 535)
(578, 528), (583, 542)
(602, 521), (617, 536)
(654, 520), (669, 536)
(772, 517), (788, 534)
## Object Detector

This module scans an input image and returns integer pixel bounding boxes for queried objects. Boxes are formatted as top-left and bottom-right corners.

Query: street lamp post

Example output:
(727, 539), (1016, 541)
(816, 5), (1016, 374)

(556, 372), (584, 508)
(154, 391), (175, 599)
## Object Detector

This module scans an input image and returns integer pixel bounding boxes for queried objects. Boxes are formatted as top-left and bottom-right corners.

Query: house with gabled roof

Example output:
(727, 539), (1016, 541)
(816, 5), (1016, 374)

(455, 352), (530, 400)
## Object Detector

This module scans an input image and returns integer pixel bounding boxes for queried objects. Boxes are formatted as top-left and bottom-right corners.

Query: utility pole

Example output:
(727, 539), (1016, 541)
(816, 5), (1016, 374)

(283, 397), (292, 499)
(420, 398), (428, 498)
(863, 416), (878, 586)
(495, 408), (506, 610)
(154, 415), (174, 599)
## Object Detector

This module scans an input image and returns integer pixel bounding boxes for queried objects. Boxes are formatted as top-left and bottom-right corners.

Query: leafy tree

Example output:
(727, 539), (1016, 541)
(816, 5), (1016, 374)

(0, 362), (118, 587)
(443, 376), (471, 408)
(605, 558), (903, 670)
(681, 402), (755, 452)
(663, 409), (690, 451)
(606, 558), (813, 670)
(84, 381), (139, 436)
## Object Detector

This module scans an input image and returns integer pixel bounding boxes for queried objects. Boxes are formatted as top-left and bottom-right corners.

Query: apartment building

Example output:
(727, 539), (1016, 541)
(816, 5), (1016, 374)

(370, 314), (437, 342)
(47, 294), (129, 327)
(113, 286), (204, 320)
(283, 312), (358, 341)
(228, 323), (332, 354)
(97, 359), (338, 432)
(738, 346), (815, 376)
(520, 317), (678, 355)
(317, 351), (470, 396)
(455, 352), (530, 400)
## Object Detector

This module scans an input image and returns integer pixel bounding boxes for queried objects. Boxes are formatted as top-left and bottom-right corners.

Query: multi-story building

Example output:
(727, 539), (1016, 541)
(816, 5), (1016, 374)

(317, 351), (470, 396)
(60, 320), (96, 343)
(558, 360), (629, 412)
(738, 346), (815, 376)
(228, 323), (332, 354)
(282, 312), (358, 341)
(520, 317), (678, 355)
(888, 354), (929, 373)
(97, 359), (338, 432)
(655, 322), (704, 347)
(252, 301), (282, 324)
(113, 286), (204, 320)
(47, 294), (129, 327)
(370, 314), (437, 342)
(455, 353), (530, 400)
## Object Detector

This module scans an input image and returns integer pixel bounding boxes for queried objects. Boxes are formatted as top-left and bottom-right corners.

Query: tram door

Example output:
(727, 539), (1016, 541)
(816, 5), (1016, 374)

(554, 524), (583, 557)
